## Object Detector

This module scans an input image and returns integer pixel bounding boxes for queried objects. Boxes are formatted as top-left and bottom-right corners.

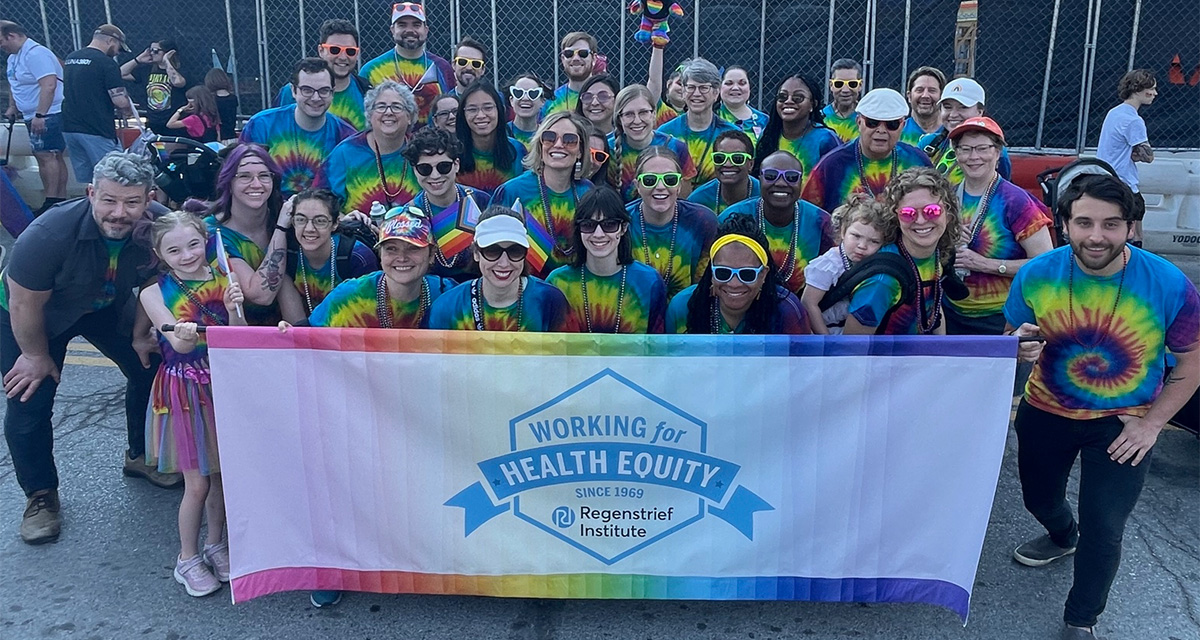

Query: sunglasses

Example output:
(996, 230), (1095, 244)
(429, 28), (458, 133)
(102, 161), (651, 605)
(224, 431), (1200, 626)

(589, 148), (610, 165)
(561, 49), (592, 59)
(479, 244), (528, 262)
(540, 130), (580, 148)
(761, 168), (802, 184)
(509, 86), (544, 101)
(712, 151), (751, 166)
(830, 79), (863, 90)
(897, 203), (944, 223)
(453, 56), (484, 69)
(775, 92), (809, 104)
(580, 92), (614, 105)
(637, 172), (682, 189)
(319, 44), (359, 57)
(712, 265), (765, 284)
(863, 117), (903, 131)
(578, 218), (623, 234)
(415, 160), (455, 176)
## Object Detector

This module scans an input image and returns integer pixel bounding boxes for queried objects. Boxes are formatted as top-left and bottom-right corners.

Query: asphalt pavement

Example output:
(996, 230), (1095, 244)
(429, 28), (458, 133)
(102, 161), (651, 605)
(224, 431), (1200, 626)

(0, 343), (1197, 640)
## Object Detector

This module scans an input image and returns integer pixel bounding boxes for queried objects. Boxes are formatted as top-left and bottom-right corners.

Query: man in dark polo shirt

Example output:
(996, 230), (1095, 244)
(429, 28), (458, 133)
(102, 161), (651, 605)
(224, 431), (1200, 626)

(1, 151), (179, 546)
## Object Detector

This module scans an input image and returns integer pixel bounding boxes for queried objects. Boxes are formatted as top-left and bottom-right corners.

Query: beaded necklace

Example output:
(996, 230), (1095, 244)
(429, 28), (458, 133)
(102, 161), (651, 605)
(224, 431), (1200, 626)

(471, 277), (524, 331)
(709, 298), (744, 334)
(638, 202), (680, 288)
(392, 50), (432, 91)
(168, 270), (227, 326)
(715, 177), (751, 216)
(297, 236), (338, 315)
(1068, 248), (1128, 348)
(957, 173), (1000, 247)
(580, 265), (628, 333)
(420, 186), (466, 268)
(372, 136), (407, 208)
(376, 274), (430, 329)
(855, 145), (898, 199)
(755, 199), (801, 284)
(838, 245), (853, 271)
(896, 242), (943, 334)
(537, 174), (579, 256)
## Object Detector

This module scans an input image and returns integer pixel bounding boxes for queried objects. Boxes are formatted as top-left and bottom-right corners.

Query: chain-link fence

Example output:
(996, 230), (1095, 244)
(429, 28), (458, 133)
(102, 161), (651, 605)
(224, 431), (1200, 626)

(4, 0), (1197, 150)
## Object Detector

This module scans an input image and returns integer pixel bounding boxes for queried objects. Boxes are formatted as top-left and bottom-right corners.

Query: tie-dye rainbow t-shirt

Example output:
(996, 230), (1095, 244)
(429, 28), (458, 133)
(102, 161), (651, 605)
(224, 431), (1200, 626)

(918, 129), (1014, 186)
(309, 272), (452, 329)
(608, 130), (698, 203)
(413, 186), (492, 282)
(291, 239), (379, 314)
(320, 131), (420, 214)
(626, 199), (718, 298)
(777, 126), (843, 181)
(665, 284), (811, 334)
(204, 218), (279, 326)
(277, 80), (367, 131)
(719, 198), (836, 295)
(508, 123), (536, 151)
(801, 142), (932, 213)
(540, 84), (579, 119)
(848, 244), (942, 335)
(428, 276), (573, 332)
(655, 113), (739, 186)
(1004, 246), (1200, 419)
(820, 104), (859, 143)
(717, 104), (770, 144)
(655, 100), (680, 127)
(93, 238), (127, 310)
(899, 118), (938, 149)
(687, 176), (761, 216)
(491, 171), (595, 278)
(359, 50), (453, 123)
(239, 105), (356, 196)
(546, 261), (668, 334)
(458, 138), (527, 194)
(155, 269), (228, 364)
(950, 178), (1052, 317)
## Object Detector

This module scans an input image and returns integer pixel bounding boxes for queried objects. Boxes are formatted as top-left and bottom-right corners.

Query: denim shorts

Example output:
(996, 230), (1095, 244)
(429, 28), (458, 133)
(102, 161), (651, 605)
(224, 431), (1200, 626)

(26, 113), (66, 153)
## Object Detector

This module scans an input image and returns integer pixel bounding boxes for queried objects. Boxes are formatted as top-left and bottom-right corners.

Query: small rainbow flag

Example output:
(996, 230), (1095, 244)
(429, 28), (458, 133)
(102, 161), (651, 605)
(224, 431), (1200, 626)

(458, 192), (482, 231)
(514, 198), (552, 277)
(431, 199), (475, 259)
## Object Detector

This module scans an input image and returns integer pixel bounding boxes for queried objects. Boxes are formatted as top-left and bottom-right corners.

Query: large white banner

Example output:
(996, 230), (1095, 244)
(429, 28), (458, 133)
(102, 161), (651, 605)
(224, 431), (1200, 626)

(208, 328), (1017, 621)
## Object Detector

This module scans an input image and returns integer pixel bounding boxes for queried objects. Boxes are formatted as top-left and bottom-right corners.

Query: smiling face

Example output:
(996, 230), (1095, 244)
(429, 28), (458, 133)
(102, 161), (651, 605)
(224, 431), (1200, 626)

(711, 241), (766, 315)
(666, 75), (684, 107)
(831, 68), (861, 109)
(617, 95), (655, 144)
(294, 69), (333, 119)
(720, 68), (751, 108)
(587, 135), (607, 179)
(453, 45), (485, 87)
(474, 241), (524, 289)
(759, 153), (802, 209)
(581, 214), (626, 261)
(88, 179), (149, 240)
(940, 100), (982, 130)
(390, 16), (428, 52)
(683, 78), (718, 114)
(416, 151), (458, 199)
(907, 75), (942, 119)
(857, 115), (903, 159)
(320, 33), (358, 80)
(540, 118), (582, 172)
(369, 88), (411, 138)
(775, 77), (813, 124)
(1066, 194), (1131, 273)
(155, 225), (208, 277)
(230, 157), (274, 213)
(580, 83), (615, 129)
(432, 96), (459, 133)
(953, 131), (1000, 183)
(896, 188), (949, 255)
(380, 239), (433, 287)
(292, 198), (335, 254)
(713, 136), (753, 186)
(463, 90), (499, 138)
(561, 39), (595, 82)
(841, 220), (884, 262)
(511, 77), (545, 119)
(635, 156), (681, 216)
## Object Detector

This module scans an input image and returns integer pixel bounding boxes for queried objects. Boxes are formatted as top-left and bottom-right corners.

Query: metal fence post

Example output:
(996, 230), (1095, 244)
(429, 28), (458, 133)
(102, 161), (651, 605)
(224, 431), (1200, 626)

(353, 0), (362, 46)
(68, 0), (82, 51)
(693, 0), (699, 58)
(223, 0), (241, 105)
(901, 0), (912, 89)
(38, 0), (52, 47)
(490, 0), (499, 89)
(1034, 0), (1062, 150)
(103, 0), (112, 23)
(824, 0), (836, 104)
(552, 0), (560, 88)
(758, 0), (766, 107)
(619, 0), (627, 88)
(256, 0), (270, 109)
(1076, 0), (1102, 151)
(298, 0), (308, 59)
(1128, 0), (1142, 71)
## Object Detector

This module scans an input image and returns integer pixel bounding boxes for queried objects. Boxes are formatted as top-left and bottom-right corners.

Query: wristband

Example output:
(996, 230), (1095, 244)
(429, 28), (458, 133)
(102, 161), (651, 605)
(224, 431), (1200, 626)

(275, 225), (291, 233)
(33, 113), (46, 119)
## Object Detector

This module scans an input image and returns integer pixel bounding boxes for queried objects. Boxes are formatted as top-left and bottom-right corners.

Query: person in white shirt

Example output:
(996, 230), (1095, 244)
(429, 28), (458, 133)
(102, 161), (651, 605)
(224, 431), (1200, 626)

(1096, 69), (1157, 246)
(1, 20), (67, 211)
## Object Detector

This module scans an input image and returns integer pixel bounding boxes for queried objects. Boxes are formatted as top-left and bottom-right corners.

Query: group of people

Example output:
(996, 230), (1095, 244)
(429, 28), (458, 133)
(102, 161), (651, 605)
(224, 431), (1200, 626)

(2, 5), (1196, 640)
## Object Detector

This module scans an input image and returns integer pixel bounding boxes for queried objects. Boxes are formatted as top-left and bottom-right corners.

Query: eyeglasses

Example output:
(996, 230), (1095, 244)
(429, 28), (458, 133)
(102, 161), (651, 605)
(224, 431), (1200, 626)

(319, 44), (359, 58)
(540, 130), (580, 148)
(234, 171), (273, 184)
(453, 56), (484, 69)
(580, 91), (614, 105)
(618, 108), (653, 122)
(297, 85), (334, 98)
(293, 215), (334, 230)
(862, 117), (903, 131)
(415, 160), (455, 176)
(578, 218), (623, 234)
(509, 86), (543, 101)
(433, 109), (457, 120)
(149, 48), (164, 54)
(897, 203), (944, 223)
(637, 172), (682, 189)
(711, 265), (764, 284)
(830, 79), (863, 90)
(478, 244), (527, 262)
(561, 49), (592, 59)
(683, 84), (714, 96)
(775, 92), (809, 104)
(761, 168), (802, 184)
(372, 103), (408, 114)
(463, 103), (497, 117)
(712, 151), (751, 166)
(954, 143), (997, 157)
(589, 148), (610, 165)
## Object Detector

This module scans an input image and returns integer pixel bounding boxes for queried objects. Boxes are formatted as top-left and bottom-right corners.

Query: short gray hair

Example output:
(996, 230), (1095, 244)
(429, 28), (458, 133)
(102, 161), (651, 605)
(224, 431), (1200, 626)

(92, 151), (155, 190)
(831, 58), (863, 77)
(680, 57), (721, 88)
(364, 81), (418, 123)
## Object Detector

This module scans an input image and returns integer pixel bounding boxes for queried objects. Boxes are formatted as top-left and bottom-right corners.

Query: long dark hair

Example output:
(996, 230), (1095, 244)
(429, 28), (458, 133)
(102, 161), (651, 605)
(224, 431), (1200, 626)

(753, 73), (828, 175)
(571, 187), (633, 267)
(573, 73), (619, 125)
(209, 143), (284, 228)
(456, 81), (516, 174)
(685, 215), (782, 334)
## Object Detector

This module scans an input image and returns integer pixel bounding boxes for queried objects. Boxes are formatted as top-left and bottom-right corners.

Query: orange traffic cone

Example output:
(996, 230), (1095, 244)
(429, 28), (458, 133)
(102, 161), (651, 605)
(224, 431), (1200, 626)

(1189, 62), (1200, 87)
(1168, 54), (1184, 84)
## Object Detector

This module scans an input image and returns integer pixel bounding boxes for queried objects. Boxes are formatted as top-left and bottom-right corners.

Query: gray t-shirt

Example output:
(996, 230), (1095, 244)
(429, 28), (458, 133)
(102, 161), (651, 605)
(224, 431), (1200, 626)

(1096, 103), (1148, 194)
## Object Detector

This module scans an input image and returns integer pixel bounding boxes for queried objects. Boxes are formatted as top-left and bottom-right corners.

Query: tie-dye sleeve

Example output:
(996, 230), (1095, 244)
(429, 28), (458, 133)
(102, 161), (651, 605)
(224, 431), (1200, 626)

(848, 274), (902, 328)
(1003, 268), (1036, 330)
(775, 290), (812, 335)
(1004, 186), (1053, 243)
(1166, 277), (1200, 352)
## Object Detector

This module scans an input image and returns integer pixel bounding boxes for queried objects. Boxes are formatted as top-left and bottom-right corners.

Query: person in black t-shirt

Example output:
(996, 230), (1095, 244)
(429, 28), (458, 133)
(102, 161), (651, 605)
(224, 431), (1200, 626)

(204, 68), (239, 143)
(61, 24), (135, 183)
(120, 38), (188, 135)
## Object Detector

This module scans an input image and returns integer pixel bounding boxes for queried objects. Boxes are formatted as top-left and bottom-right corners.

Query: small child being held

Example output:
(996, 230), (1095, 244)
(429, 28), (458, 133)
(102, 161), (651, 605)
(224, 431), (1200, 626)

(801, 194), (887, 334)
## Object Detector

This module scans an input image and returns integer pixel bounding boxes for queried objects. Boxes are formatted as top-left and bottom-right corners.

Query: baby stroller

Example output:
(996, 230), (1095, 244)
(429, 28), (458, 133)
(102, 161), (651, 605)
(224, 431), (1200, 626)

(126, 108), (223, 204)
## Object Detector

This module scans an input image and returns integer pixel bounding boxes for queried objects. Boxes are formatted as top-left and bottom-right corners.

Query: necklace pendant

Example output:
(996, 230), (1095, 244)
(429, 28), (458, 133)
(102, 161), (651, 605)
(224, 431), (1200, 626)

(654, 251), (661, 259)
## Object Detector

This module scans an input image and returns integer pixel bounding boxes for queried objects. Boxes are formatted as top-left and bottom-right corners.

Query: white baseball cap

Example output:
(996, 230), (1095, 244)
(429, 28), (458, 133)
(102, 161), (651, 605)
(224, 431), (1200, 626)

(856, 88), (910, 121)
(473, 213), (529, 248)
(941, 78), (986, 108)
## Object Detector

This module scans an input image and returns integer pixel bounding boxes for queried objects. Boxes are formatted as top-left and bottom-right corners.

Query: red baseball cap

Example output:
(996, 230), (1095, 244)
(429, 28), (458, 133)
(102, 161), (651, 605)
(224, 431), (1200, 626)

(949, 116), (1006, 145)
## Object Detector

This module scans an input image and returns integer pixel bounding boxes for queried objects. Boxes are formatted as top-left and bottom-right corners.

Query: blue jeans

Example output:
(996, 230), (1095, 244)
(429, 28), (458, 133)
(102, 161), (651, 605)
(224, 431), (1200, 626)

(63, 132), (121, 183)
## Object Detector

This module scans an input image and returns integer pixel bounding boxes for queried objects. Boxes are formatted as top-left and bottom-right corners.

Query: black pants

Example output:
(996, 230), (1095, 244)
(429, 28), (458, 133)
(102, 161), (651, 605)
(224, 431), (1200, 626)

(1014, 400), (1152, 628)
(1, 305), (156, 497)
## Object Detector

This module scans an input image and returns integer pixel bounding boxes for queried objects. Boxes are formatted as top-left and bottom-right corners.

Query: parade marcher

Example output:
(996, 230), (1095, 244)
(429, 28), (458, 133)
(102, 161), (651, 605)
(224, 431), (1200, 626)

(1097, 69), (1157, 247)
(720, 151), (835, 295)
(429, 93), (459, 133)
(240, 58), (356, 196)
(1004, 173), (1199, 640)
(800, 194), (888, 334)
(139, 212), (245, 597)
(547, 188), (668, 333)
(609, 84), (696, 202)
(61, 24), (134, 184)
(491, 112), (595, 278)
(360, 2), (453, 123)
(586, 128), (619, 192)
(656, 57), (739, 188)
(429, 206), (573, 331)
(120, 37), (187, 136)
(450, 36), (488, 96)
(665, 215), (812, 334)
(276, 19), (370, 131)
(821, 58), (863, 143)
(717, 66), (769, 143)
(1, 152), (179, 545)
(945, 117), (1053, 335)
(542, 31), (598, 117)
(321, 81), (420, 214)
(752, 73), (841, 184)
(688, 130), (760, 216)
(507, 73), (551, 150)
(2, 20), (67, 212)
(404, 126), (491, 281)
(843, 167), (961, 335)
(164, 86), (221, 144)
(626, 146), (718, 297)
(456, 82), (525, 194)
(918, 77), (1012, 185)
(204, 69), (238, 144)
(574, 74), (619, 137)
(900, 66), (945, 147)
(802, 88), (932, 214)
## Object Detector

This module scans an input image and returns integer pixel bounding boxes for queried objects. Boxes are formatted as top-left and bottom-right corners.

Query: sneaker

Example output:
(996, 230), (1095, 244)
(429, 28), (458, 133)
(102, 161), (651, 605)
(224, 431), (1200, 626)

(123, 453), (184, 489)
(174, 554), (221, 597)
(202, 540), (230, 583)
(1061, 625), (1106, 639)
(310, 590), (343, 608)
(1013, 533), (1077, 567)
(19, 489), (61, 545)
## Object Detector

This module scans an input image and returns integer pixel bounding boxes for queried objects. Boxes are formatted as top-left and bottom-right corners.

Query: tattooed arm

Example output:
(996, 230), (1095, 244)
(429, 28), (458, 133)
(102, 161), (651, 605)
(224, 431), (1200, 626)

(1131, 142), (1154, 164)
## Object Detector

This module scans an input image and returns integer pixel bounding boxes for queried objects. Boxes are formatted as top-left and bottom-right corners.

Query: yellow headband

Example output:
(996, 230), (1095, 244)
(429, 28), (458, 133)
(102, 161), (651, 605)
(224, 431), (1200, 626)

(709, 234), (768, 268)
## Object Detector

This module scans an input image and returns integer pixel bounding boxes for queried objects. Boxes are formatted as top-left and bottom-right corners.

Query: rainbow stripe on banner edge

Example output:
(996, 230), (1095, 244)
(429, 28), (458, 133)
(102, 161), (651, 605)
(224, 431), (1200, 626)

(206, 327), (1017, 359)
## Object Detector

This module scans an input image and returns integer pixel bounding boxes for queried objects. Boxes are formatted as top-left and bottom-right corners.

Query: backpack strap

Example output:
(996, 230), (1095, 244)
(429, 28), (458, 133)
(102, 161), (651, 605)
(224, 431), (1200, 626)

(333, 232), (356, 280)
(819, 252), (916, 312)
(352, 74), (372, 96)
